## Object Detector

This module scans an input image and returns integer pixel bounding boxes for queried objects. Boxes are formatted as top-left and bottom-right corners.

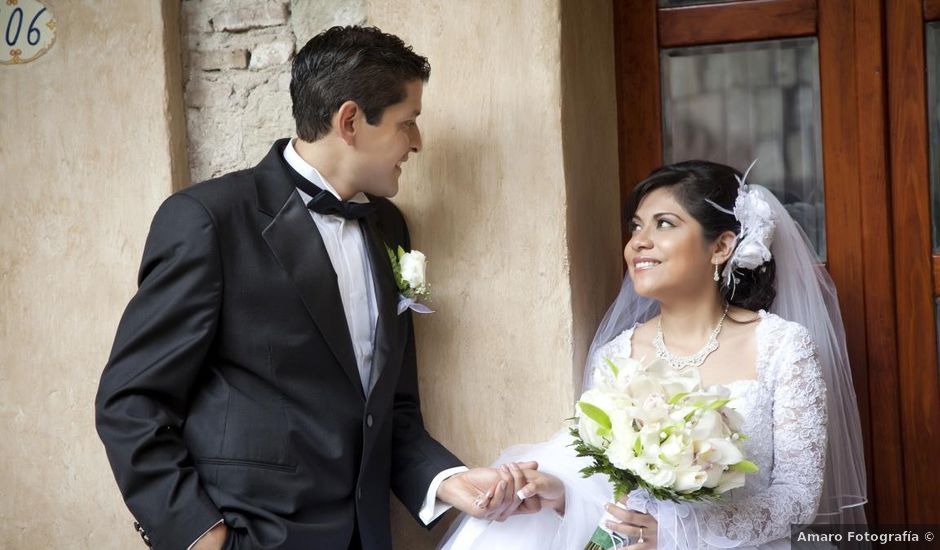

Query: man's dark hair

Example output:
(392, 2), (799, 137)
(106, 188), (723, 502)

(290, 26), (430, 141)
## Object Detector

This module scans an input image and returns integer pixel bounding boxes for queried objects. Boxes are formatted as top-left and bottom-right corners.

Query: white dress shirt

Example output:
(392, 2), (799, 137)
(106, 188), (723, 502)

(285, 140), (378, 392)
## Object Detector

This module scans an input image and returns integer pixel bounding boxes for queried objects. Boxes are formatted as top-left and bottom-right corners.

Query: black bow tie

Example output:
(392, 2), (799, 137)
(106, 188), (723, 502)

(280, 154), (376, 220)
(306, 190), (376, 220)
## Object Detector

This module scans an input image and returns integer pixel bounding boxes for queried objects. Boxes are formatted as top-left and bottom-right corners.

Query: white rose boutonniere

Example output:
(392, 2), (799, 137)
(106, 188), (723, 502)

(398, 250), (427, 294)
(386, 245), (434, 315)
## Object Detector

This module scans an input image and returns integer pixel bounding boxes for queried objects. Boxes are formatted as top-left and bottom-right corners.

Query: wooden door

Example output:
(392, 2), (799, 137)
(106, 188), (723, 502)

(613, 0), (940, 524)
(884, 0), (940, 525)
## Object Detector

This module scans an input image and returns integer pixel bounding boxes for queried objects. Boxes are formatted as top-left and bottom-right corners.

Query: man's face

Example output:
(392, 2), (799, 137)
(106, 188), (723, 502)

(350, 80), (424, 197)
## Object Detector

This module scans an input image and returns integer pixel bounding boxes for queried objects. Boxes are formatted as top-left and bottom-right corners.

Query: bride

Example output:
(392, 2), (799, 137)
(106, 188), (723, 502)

(440, 161), (867, 549)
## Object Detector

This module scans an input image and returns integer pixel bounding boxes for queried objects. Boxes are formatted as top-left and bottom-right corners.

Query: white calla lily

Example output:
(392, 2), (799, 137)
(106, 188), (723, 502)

(716, 469), (747, 493)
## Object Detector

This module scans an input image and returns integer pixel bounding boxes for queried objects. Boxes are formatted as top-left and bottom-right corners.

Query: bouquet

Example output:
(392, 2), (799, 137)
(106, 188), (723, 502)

(572, 356), (758, 550)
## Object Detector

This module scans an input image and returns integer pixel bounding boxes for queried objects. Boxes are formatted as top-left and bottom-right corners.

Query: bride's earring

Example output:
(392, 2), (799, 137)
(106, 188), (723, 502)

(713, 263), (720, 282)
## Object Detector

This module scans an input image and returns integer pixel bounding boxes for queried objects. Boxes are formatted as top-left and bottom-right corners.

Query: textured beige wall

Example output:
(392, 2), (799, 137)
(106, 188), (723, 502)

(365, 1), (621, 547)
(560, 0), (623, 393)
(0, 1), (185, 548)
(0, 1), (620, 549)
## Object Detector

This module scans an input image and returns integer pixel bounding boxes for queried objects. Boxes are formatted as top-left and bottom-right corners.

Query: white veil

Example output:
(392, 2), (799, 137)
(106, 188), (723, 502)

(581, 184), (868, 525)
(581, 274), (659, 393)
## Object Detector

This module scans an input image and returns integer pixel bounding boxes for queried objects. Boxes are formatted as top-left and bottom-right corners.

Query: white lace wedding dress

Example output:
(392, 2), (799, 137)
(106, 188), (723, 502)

(440, 311), (828, 550)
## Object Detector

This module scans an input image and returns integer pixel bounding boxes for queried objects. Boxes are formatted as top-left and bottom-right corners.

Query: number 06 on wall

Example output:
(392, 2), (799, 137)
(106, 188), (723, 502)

(1, 0), (55, 65)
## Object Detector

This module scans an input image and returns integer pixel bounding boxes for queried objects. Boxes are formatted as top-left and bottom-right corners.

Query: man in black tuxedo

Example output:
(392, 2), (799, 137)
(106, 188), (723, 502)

(96, 26), (531, 550)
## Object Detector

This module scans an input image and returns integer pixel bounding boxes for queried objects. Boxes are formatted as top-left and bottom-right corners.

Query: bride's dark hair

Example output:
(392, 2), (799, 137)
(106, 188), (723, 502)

(626, 160), (776, 311)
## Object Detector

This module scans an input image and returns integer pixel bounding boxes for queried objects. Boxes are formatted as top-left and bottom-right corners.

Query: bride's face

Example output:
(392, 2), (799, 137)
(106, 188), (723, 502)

(625, 187), (716, 300)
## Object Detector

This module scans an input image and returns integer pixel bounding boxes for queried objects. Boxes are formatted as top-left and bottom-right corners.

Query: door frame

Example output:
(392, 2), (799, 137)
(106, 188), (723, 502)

(885, 0), (940, 523)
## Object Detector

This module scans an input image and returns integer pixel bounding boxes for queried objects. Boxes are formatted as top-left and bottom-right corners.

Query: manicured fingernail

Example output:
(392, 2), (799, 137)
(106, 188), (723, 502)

(516, 489), (529, 499)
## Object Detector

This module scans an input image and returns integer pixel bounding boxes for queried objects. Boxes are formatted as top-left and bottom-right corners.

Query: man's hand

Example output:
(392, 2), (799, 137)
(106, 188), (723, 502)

(191, 522), (228, 550)
(437, 461), (538, 521)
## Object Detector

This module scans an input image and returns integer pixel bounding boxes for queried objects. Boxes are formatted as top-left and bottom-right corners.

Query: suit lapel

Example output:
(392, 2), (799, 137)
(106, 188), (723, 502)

(361, 215), (403, 394)
(358, 214), (406, 474)
(259, 167), (364, 398)
(255, 139), (404, 399)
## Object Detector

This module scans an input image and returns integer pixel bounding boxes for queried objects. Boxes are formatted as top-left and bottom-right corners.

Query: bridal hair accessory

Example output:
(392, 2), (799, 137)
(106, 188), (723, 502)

(706, 160), (776, 291)
(386, 245), (434, 314)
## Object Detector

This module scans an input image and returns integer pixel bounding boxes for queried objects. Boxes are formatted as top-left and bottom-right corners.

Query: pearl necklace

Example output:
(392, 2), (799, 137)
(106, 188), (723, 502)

(654, 307), (728, 371)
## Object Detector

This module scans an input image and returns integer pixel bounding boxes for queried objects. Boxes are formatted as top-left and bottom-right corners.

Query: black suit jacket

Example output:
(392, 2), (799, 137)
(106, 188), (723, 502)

(95, 139), (463, 550)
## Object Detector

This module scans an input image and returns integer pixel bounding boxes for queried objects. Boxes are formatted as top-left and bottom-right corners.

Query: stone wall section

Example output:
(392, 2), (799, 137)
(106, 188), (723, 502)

(181, 0), (366, 183)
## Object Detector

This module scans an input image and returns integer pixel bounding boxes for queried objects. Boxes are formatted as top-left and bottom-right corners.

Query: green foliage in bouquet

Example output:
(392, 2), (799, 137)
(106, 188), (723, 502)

(569, 426), (723, 503)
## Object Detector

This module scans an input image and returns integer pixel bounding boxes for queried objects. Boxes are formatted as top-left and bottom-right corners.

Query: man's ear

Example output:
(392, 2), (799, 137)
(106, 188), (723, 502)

(334, 100), (361, 145)
(712, 230), (738, 265)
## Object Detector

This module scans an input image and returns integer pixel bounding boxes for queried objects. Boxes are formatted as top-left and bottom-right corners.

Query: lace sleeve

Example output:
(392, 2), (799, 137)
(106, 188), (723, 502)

(700, 325), (828, 547)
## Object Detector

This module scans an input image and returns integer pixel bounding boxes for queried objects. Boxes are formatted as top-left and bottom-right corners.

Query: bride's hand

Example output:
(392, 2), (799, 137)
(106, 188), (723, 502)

(515, 466), (566, 516)
(489, 462), (542, 520)
(605, 501), (657, 549)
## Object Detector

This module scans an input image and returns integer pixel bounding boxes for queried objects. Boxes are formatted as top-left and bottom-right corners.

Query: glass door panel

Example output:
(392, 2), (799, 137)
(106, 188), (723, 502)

(661, 38), (826, 258)
(928, 22), (940, 252)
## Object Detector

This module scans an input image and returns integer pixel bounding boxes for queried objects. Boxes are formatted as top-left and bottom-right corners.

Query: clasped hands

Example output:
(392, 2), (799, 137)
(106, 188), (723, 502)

(436, 461), (565, 521)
